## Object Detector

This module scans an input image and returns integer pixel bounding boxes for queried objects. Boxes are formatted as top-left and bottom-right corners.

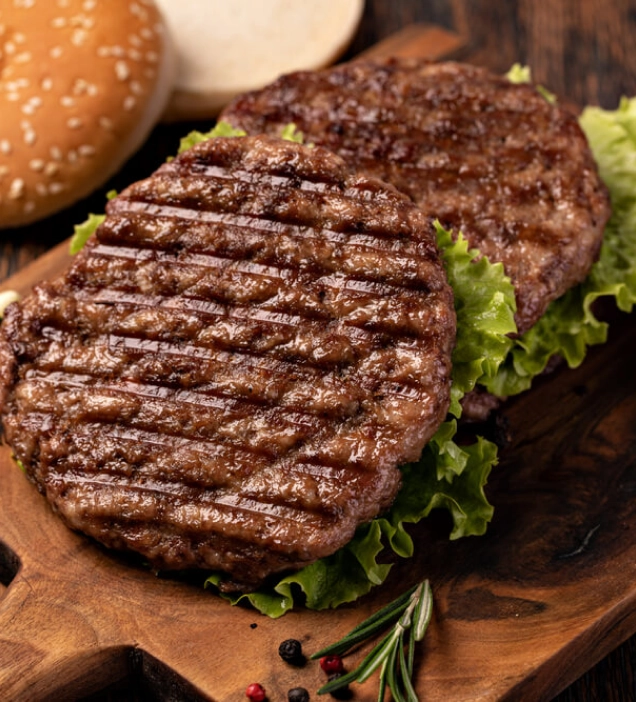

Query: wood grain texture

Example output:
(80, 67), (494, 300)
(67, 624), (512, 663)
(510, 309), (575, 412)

(1, 2), (635, 700)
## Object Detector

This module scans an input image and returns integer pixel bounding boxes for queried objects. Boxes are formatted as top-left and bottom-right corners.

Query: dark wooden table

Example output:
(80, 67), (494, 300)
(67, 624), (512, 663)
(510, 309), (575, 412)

(1, 1), (635, 700)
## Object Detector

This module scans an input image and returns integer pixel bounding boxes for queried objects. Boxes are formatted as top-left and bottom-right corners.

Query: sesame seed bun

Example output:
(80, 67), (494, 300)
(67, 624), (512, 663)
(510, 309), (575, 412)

(156, 0), (364, 122)
(0, 0), (176, 228)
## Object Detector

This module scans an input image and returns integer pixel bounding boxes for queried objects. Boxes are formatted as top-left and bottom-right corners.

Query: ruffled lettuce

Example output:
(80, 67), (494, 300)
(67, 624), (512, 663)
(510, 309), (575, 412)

(205, 224), (515, 617)
(435, 222), (516, 416)
(483, 96), (636, 397)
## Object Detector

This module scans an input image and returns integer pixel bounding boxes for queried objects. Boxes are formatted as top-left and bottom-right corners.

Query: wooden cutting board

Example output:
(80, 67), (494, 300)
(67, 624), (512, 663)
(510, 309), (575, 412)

(2, 24), (636, 702)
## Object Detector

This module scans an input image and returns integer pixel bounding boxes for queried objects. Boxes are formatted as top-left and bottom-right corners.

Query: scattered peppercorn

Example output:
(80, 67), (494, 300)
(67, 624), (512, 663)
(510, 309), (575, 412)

(245, 682), (266, 702)
(278, 638), (305, 666)
(326, 673), (352, 700)
(287, 686), (310, 702)
(319, 654), (344, 675)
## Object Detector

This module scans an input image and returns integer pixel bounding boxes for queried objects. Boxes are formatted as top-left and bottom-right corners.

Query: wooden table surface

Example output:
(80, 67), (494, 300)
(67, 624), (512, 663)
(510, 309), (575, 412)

(1, 1), (635, 700)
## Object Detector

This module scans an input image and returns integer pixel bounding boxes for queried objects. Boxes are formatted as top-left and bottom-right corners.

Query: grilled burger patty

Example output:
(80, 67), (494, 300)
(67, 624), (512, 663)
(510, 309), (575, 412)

(0, 135), (456, 591)
(220, 58), (612, 335)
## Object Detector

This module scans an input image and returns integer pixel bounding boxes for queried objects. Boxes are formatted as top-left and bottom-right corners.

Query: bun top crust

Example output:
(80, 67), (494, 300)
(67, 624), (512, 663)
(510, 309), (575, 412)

(0, 0), (175, 228)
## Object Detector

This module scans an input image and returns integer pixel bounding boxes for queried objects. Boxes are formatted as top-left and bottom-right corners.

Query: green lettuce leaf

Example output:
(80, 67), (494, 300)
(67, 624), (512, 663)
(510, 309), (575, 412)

(505, 63), (556, 103)
(279, 123), (306, 144)
(178, 120), (247, 153)
(483, 96), (636, 397)
(204, 224), (515, 617)
(434, 222), (516, 416)
(68, 190), (117, 255)
(69, 213), (105, 255)
(178, 120), (307, 154)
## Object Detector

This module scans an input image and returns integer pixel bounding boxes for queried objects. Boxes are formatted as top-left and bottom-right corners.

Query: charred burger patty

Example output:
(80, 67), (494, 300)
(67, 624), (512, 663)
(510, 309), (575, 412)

(0, 135), (456, 591)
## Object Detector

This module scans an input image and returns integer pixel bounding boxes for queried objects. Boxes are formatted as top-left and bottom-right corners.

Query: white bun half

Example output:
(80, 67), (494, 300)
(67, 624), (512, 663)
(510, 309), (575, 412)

(157, 0), (364, 121)
(0, 0), (176, 229)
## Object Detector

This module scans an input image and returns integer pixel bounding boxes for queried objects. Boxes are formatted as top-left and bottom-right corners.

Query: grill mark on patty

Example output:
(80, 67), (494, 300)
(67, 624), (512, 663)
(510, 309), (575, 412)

(32, 329), (436, 418)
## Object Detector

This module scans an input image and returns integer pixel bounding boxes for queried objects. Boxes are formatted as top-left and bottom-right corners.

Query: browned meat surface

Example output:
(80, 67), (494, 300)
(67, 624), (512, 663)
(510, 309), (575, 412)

(0, 135), (456, 592)
(220, 58), (612, 335)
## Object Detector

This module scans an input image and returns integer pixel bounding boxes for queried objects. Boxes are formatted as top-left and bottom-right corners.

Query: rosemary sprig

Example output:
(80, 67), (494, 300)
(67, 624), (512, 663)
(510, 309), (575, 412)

(312, 579), (433, 701)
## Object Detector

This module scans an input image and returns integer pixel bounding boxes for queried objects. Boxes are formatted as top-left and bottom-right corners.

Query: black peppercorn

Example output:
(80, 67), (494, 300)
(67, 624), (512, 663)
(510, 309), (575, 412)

(326, 673), (352, 700)
(287, 687), (310, 702)
(278, 638), (305, 666)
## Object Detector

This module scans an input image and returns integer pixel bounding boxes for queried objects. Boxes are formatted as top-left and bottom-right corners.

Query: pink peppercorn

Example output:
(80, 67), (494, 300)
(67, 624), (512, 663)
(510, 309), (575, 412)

(246, 682), (266, 702)
(319, 654), (344, 675)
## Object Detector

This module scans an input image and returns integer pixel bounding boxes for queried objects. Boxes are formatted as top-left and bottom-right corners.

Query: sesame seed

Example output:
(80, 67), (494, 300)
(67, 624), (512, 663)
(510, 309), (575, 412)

(51, 17), (67, 28)
(29, 159), (45, 171)
(14, 51), (31, 64)
(78, 144), (96, 157)
(67, 117), (83, 129)
(127, 48), (142, 61)
(60, 96), (75, 107)
(50, 146), (62, 161)
(130, 80), (143, 95)
(123, 95), (136, 111)
(83, 0), (97, 9)
(35, 183), (48, 196)
(24, 130), (36, 145)
(0, 165), (8, 177)
(72, 78), (88, 94)
(24, 201), (35, 214)
(21, 103), (36, 115)
(57, 0), (70, 7)
(129, 34), (142, 47)
(145, 51), (158, 63)
(139, 27), (153, 40)
(49, 182), (65, 195)
(45, 162), (60, 176)
(14, 32), (26, 43)
(97, 46), (111, 57)
(0, 140), (12, 155)
(67, 149), (77, 163)
(50, 46), (63, 59)
(72, 29), (88, 46)
(6, 93), (19, 102)
(41, 77), (53, 91)
(86, 83), (98, 96)
(4, 42), (16, 55)
(115, 60), (130, 81)
(98, 116), (113, 130)
(8, 178), (25, 200)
